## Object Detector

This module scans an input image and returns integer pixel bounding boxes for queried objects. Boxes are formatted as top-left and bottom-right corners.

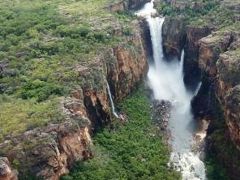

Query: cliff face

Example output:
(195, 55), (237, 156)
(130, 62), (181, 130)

(225, 85), (240, 148)
(198, 31), (240, 145)
(216, 46), (240, 149)
(107, 27), (148, 100)
(162, 17), (186, 59)
(162, 18), (211, 90)
(0, 18), (148, 180)
(184, 26), (211, 89)
(199, 32), (234, 77)
(195, 30), (240, 179)
(159, 0), (240, 177)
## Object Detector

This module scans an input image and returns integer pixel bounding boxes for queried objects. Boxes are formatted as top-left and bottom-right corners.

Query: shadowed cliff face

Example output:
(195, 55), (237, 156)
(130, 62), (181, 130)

(159, 0), (240, 177)
(162, 17), (186, 60)
(194, 30), (240, 179)
(225, 86), (240, 148)
(161, 17), (212, 91)
(107, 25), (148, 101)
(0, 12), (148, 180)
(184, 26), (211, 90)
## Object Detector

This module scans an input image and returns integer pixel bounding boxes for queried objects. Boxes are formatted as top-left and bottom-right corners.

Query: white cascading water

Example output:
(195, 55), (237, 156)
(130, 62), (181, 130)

(106, 82), (119, 118)
(136, 1), (206, 180)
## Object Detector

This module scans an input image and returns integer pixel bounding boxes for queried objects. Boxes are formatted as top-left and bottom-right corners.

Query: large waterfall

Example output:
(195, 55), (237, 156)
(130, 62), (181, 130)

(136, 1), (206, 179)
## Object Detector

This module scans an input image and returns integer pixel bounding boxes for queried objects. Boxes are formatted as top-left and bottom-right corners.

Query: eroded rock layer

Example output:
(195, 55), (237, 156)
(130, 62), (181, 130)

(159, 0), (240, 178)
(0, 18), (148, 180)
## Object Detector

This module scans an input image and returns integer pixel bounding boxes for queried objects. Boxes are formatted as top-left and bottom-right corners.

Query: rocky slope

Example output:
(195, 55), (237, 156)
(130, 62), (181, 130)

(0, 0), (149, 179)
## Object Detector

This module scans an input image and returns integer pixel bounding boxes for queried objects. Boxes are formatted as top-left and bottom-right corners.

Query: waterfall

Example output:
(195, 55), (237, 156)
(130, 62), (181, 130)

(106, 82), (119, 118)
(180, 50), (185, 75)
(136, 1), (206, 180)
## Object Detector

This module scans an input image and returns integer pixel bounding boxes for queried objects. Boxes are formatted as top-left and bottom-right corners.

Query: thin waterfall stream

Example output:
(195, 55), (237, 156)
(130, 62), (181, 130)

(136, 1), (206, 179)
(106, 81), (119, 118)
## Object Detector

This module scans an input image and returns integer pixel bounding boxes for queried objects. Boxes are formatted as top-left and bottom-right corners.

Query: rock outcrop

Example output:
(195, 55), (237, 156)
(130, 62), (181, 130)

(216, 49), (240, 149)
(155, 0), (240, 178)
(0, 17), (148, 179)
(0, 158), (17, 180)
(198, 31), (240, 144)
(199, 32), (234, 77)
(184, 26), (211, 90)
(0, 109), (93, 179)
(162, 17), (186, 59)
(225, 85), (240, 149)
(161, 18), (212, 90)
(194, 28), (240, 179)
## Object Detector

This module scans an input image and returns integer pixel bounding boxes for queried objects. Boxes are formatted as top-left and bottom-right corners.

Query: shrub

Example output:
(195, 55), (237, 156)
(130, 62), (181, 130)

(20, 79), (64, 101)
(62, 87), (180, 180)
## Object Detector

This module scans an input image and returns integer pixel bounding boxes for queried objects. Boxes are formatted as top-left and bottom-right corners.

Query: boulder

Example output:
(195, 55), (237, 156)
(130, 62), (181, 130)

(0, 157), (17, 180)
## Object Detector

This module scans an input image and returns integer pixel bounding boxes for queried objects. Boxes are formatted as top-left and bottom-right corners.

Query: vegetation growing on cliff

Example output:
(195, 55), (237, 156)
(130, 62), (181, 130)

(0, 96), (63, 141)
(156, 0), (240, 179)
(156, 0), (236, 27)
(62, 87), (180, 180)
(0, 0), (134, 139)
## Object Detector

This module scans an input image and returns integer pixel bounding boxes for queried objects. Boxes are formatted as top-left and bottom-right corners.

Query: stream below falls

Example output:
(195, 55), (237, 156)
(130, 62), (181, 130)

(136, 1), (207, 179)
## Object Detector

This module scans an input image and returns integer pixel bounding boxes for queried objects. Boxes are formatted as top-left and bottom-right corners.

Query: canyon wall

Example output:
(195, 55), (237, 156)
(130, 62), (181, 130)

(0, 17), (148, 180)
(160, 1), (240, 177)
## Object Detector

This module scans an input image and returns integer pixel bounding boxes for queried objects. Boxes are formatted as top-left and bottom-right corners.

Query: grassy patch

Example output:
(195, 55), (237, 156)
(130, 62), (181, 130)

(62, 87), (180, 180)
(0, 95), (63, 141)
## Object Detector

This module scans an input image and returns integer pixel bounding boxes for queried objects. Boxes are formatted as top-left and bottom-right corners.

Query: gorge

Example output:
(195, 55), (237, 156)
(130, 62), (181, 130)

(136, 1), (206, 179)
(0, 0), (240, 179)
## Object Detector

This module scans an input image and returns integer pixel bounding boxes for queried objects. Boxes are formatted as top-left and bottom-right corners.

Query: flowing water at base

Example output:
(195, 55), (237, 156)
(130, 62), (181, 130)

(136, 1), (206, 179)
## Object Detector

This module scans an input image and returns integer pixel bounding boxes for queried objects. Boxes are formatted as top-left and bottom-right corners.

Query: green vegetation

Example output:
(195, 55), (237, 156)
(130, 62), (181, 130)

(205, 131), (230, 180)
(203, 94), (237, 180)
(156, 0), (236, 27)
(0, 0), (134, 139)
(62, 88), (180, 180)
(0, 95), (63, 141)
(205, 127), (240, 180)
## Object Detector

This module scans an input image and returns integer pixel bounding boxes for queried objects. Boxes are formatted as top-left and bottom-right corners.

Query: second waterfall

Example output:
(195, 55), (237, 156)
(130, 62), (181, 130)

(136, 1), (206, 180)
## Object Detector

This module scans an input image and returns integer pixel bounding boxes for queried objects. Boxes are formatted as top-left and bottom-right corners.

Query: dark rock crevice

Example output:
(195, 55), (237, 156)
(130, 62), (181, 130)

(83, 91), (110, 132)
(162, 17), (187, 60)
(160, 8), (240, 178)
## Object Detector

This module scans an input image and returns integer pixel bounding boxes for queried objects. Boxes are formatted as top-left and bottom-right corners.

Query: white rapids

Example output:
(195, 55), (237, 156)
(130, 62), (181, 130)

(136, 1), (206, 180)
